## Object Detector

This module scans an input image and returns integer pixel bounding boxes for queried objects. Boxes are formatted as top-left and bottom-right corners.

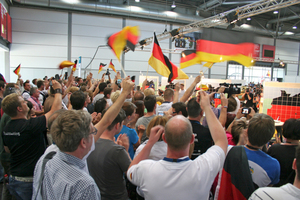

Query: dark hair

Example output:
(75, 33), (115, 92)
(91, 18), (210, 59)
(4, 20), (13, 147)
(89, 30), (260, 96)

(296, 145), (300, 180)
(32, 78), (37, 85)
(0, 80), (5, 89)
(122, 102), (137, 117)
(187, 98), (202, 118)
(134, 100), (144, 118)
(282, 118), (300, 140)
(70, 90), (85, 110)
(23, 80), (30, 87)
(104, 87), (113, 99)
(144, 95), (156, 112)
(102, 108), (126, 131)
(26, 100), (33, 111)
(4, 87), (16, 97)
(98, 82), (107, 92)
(36, 80), (44, 89)
(248, 114), (275, 147)
(94, 98), (107, 114)
(133, 91), (144, 101)
(172, 102), (188, 117)
(227, 96), (237, 112)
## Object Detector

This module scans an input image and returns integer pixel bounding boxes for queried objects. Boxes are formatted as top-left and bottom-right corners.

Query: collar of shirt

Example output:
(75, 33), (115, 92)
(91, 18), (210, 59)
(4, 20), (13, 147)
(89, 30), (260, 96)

(56, 150), (86, 171)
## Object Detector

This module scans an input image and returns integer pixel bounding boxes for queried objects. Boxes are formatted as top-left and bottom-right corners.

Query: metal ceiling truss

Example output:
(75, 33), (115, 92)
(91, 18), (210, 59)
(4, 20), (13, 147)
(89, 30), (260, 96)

(134, 0), (300, 50)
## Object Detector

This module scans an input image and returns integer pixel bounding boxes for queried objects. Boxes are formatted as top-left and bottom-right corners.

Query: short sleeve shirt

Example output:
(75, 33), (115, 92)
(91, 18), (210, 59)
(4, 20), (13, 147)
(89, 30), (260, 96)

(115, 125), (139, 159)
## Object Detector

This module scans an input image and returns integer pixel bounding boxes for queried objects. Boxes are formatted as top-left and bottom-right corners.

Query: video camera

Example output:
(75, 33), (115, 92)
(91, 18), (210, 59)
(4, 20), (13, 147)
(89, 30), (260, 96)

(219, 83), (241, 95)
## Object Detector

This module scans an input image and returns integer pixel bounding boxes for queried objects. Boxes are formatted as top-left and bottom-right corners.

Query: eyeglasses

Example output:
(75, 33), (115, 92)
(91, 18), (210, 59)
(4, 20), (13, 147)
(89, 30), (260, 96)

(91, 127), (98, 135)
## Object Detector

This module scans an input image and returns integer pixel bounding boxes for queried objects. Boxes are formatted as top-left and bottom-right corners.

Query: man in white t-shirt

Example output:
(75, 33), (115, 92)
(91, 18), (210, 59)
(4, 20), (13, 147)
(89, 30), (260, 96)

(127, 91), (227, 200)
(249, 145), (300, 200)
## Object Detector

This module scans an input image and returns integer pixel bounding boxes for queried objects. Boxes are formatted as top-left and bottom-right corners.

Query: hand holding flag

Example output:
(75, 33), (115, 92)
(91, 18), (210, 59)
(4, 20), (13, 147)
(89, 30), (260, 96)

(72, 60), (78, 72)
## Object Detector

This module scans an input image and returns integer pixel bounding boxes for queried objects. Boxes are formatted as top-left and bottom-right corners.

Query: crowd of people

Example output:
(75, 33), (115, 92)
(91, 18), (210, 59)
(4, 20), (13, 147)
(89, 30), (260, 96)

(0, 70), (299, 200)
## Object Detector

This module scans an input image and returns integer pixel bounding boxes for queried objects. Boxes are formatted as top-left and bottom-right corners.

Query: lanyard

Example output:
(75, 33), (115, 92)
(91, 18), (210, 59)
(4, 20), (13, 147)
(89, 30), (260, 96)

(31, 97), (42, 110)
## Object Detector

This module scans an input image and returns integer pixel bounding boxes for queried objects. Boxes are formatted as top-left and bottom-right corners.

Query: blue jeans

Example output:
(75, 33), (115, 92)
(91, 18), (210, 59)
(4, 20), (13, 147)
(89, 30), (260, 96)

(7, 176), (32, 200)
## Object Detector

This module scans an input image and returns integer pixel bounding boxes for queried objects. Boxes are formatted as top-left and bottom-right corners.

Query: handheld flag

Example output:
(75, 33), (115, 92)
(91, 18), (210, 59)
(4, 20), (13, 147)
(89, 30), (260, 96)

(99, 63), (107, 74)
(108, 60), (116, 73)
(148, 33), (188, 83)
(107, 26), (140, 61)
(13, 64), (21, 76)
(59, 60), (75, 69)
(72, 60), (78, 72)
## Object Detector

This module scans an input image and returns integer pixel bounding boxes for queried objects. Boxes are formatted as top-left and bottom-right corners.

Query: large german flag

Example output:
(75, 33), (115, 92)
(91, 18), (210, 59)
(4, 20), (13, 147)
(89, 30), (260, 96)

(216, 146), (255, 200)
(197, 40), (255, 67)
(180, 50), (199, 69)
(107, 26), (140, 61)
(148, 33), (188, 83)
(13, 64), (21, 75)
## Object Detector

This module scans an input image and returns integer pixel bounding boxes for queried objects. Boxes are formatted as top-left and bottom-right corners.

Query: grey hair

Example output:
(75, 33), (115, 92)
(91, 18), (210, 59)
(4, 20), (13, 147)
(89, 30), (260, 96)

(51, 110), (92, 152)
(29, 87), (38, 96)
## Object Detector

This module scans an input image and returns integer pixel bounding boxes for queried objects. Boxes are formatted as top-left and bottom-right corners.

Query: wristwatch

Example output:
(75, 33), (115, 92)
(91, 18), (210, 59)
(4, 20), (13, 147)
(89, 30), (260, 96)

(54, 88), (62, 94)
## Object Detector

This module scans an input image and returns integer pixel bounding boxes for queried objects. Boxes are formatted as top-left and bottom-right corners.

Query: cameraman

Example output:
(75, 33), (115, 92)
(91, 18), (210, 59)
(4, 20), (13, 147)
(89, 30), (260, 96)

(242, 88), (255, 109)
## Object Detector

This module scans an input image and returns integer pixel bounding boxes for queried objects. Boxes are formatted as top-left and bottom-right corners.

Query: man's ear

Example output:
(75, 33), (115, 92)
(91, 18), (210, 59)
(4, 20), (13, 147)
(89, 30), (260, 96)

(190, 134), (195, 144)
(80, 138), (87, 149)
(162, 133), (167, 144)
(292, 158), (297, 170)
(17, 106), (23, 112)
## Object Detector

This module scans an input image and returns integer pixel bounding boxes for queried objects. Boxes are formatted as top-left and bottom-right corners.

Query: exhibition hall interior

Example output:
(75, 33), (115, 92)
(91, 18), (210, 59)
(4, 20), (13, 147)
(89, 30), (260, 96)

(0, 0), (300, 200)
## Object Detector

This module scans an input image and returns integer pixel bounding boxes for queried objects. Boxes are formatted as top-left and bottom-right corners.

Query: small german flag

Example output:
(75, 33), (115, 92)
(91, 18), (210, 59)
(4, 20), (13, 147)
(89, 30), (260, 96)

(108, 60), (116, 73)
(99, 63), (106, 74)
(59, 60), (75, 69)
(13, 64), (21, 76)
(72, 60), (78, 72)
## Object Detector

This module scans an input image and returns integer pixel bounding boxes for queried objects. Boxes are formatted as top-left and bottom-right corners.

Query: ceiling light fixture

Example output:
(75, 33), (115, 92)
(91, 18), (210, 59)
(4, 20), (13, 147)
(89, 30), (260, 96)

(293, 26), (297, 29)
(171, 1), (176, 8)
(135, 0), (140, 2)
(273, 10), (279, 14)
(247, 17), (251, 21)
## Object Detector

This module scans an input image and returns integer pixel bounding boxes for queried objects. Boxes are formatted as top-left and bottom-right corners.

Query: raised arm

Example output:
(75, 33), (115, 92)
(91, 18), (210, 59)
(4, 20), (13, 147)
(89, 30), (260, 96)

(180, 75), (201, 103)
(218, 93), (228, 127)
(93, 78), (134, 141)
(200, 91), (227, 154)
(45, 80), (62, 125)
(128, 125), (164, 169)
(173, 83), (180, 103)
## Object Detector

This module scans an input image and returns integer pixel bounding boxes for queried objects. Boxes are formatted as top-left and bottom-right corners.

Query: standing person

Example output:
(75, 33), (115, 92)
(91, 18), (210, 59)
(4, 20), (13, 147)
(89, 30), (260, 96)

(28, 87), (44, 116)
(1, 80), (62, 200)
(127, 91), (227, 200)
(178, 83), (185, 100)
(243, 88), (254, 109)
(22, 80), (31, 100)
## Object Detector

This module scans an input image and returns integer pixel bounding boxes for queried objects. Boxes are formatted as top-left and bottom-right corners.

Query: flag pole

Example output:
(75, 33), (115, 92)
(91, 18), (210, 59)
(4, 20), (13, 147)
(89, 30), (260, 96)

(118, 60), (127, 77)
(146, 64), (150, 79)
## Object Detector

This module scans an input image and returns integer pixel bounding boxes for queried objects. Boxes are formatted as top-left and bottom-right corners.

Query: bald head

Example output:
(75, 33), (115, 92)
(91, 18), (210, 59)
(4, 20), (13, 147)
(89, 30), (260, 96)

(164, 115), (193, 150)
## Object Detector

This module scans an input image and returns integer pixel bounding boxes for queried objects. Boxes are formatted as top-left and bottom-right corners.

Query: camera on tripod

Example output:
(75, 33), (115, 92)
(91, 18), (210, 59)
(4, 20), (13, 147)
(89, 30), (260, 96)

(219, 83), (241, 94)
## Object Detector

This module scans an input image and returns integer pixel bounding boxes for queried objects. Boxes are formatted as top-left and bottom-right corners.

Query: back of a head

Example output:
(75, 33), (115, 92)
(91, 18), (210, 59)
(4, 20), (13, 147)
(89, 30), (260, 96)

(70, 90), (85, 110)
(133, 91), (144, 101)
(187, 97), (201, 118)
(48, 109), (67, 130)
(0, 80), (5, 89)
(2, 93), (21, 117)
(282, 118), (300, 140)
(144, 95), (156, 113)
(99, 82), (107, 92)
(102, 108), (126, 131)
(247, 113), (275, 147)
(144, 88), (155, 97)
(36, 80), (44, 89)
(104, 87), (113, 98)
(164, 115), (193, 151)
(4, 86), (17, 98)
(51, 110), (91, 152)
(122, 102), (137, 117)
(133, 100), (144, 118)
(164, 88), (174, 101)
(296, 145), (300, 181)
(111, 91), (121, 103)
(172, 102), (188, 117)
(146, 116), (168, 140)
(94, 98), (107, 114)
(231, 118), (248, 145)
(227, 96), (237, 112)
